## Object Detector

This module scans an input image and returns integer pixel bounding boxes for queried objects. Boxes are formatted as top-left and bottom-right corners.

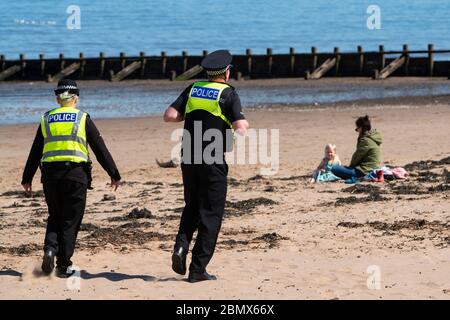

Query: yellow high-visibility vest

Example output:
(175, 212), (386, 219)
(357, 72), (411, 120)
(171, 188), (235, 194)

(185, 81), (232, 128)
(40, 107), (89, 163)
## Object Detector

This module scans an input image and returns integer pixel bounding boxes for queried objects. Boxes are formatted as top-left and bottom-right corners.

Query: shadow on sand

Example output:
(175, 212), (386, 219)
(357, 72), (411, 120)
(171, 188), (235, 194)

(0, 269), (22, 277)
(80, 270), (183, 282)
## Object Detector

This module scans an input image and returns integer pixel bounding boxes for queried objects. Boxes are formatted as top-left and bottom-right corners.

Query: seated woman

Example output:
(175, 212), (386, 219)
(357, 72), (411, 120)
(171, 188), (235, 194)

(309, 144), (341, 183)
(331, 115), (383, 183)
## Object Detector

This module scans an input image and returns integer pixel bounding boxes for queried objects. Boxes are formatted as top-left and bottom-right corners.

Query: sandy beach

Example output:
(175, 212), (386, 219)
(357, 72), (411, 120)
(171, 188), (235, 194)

(0, 87), (449, 299)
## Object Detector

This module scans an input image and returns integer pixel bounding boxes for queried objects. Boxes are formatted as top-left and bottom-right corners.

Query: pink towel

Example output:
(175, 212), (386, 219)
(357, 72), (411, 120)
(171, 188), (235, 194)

(391, 167), (409, 179)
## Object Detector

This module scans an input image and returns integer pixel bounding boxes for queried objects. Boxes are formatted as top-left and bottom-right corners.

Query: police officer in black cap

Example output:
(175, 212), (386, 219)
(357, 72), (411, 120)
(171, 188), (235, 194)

(21, 79), (121, 277)
(164, 50), (249, 282)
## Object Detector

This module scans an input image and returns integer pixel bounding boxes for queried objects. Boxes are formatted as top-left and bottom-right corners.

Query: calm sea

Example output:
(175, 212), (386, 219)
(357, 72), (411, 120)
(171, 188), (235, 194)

(0, 0), (449, 58)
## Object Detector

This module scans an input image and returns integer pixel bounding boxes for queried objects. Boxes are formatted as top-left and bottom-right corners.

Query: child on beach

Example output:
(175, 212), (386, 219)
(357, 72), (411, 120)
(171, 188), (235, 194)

(309, 144), (341, 183)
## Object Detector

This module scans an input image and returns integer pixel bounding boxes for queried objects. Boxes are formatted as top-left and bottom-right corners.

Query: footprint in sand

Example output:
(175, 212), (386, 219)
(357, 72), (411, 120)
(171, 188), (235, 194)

(309, 272), (339, 284)
(423, 281), (440, 289)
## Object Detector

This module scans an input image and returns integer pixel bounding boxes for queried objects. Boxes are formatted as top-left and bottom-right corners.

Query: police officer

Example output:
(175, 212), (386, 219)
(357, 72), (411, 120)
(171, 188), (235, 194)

(164, 50), (249, 282)
(21, 79), (121, 277)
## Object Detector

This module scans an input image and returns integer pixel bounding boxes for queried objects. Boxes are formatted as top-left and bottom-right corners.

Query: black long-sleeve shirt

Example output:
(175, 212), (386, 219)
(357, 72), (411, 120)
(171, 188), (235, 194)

(22, 115), (121, 185)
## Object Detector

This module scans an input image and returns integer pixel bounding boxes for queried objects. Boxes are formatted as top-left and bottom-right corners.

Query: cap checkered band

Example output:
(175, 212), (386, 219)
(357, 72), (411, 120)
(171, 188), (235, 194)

(56, 85), (78, 90)
(206, 65), (230, 76)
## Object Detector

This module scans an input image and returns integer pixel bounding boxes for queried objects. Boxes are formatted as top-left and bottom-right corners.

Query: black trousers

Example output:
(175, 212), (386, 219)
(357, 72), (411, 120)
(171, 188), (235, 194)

(175, 163), (228, 273)
(43, 180), (87, 268)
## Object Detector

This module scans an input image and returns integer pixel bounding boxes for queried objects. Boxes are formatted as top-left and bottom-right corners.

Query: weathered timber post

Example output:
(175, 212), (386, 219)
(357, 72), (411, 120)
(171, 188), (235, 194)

(372, 69), (379, 80)
(182, 51), (188, 73)
(0, 55), (5, 72)
(402, 44), (409, 76)
(334, 47), (340, 76)
(139, 51), (146, 78)
(39, 54), (45, 78)
(99, 52), (106, 78)
(403, 44), (409, 76)
(120, 52), (126, 69)
(379, 45), (385, 70)
(427, 44), (434, 77)
(161, 51), (167, 78)
(267, 48), (273, 76)
(289, 47), (295, 75)
(79, 52), (85, 77)
(59, 53), (65, 71)
(20, 53), (26, 78)
(170, 70), (177, 81)
(246, 49), (252, 77)
(357, 45), (364, 75)
(311, 47), (318, 70)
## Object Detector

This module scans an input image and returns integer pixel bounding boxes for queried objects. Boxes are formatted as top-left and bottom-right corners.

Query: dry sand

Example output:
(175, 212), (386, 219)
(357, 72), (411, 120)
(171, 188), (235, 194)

(0, 93), (449, 299)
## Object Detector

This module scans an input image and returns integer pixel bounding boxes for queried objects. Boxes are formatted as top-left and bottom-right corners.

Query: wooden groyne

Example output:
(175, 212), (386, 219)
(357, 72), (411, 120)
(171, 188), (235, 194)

(1, 45), (449, 82)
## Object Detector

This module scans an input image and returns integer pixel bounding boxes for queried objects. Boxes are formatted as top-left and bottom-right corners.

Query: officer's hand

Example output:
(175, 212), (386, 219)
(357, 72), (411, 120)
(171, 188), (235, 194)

(22, 183), (32, 193)
(110, 179), (120, 191)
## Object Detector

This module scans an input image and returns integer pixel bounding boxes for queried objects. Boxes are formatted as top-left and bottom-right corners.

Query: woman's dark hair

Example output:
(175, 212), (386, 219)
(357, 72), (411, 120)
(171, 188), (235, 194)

(355, 115), (371, 133)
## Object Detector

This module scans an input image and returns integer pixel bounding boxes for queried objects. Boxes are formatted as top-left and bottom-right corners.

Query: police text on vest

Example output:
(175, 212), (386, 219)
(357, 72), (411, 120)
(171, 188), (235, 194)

(191, 86), (220, 100)
(48, 113), (77, 123)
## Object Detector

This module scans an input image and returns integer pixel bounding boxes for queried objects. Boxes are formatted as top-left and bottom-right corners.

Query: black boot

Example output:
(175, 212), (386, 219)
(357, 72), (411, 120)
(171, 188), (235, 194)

(56, 266), (76, 278)
(171, 247), (187, 275)
(41, 250), (55, 275)
(188, 271), (217, 283)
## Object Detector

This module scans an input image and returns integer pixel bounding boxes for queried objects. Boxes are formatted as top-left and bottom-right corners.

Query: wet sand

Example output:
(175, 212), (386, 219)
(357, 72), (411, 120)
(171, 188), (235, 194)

(0, 94), (449, 299)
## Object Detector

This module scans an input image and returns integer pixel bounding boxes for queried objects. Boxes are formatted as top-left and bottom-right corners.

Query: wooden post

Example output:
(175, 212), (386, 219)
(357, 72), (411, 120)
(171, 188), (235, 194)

(427, 44), (434, 77)
(289, 47), (295, 75)
(372, 69), (379, 80)
(403, 44), (409, 76)
(20, 53), (26, 78)
(175, 65), (203, 81)
(235, 71), (242, 81)
(0, 65), (23, 81)
(99, 52), (105, 78)
(47, 62), (81, 82)
(311, 47), (317, 71)
(120, 52), (126, 69)
(0, 55), (4, 72)
(39, 54), (45, 77)
(267, 48), (273, 76)
(161, 51), (167, 78)
(308, 58), (336, 80)
(79, 52), (85, 77)
(334, 47), (340, 76)
(246, 49), (252, 77)
(203, 50), (208, 57)
(379, 45), (385, 69)
(357, 45), (364, 75)
(182, 51), (188, 73)
(110, 60), (141, 81)
(0, 54), (26, 81)
(170, 70), (177, 81)
(375, 56), (406, 80)
(139, 51), (146, 78)
(304, 71), (310, 80)
(59, 53), (65, 71)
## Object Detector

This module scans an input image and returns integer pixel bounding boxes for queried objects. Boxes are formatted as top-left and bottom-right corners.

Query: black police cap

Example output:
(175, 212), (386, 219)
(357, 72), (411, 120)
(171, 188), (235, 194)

(201, 50), (232, 71)
(54, 79), (79, 96)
